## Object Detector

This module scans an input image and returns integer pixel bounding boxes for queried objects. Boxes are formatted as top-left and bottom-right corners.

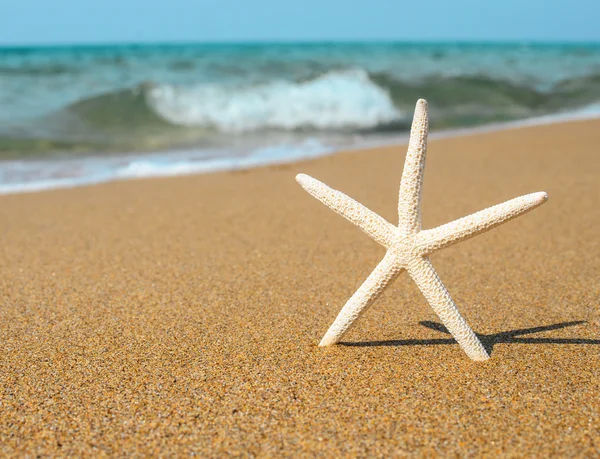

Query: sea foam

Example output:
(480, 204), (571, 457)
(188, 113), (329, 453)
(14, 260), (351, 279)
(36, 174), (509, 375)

(147, 69), (402, 132)
(0, 139), (333, 195)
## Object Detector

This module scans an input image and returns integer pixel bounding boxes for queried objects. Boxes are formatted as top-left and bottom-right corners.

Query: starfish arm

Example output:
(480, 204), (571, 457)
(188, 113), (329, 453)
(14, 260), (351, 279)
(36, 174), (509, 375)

(407, 256), (489, 361)
(296, 173), (397, 248)
(416, 191), (548, 255)
(397, 99), (429, 235)
(319, 251), (403, 346)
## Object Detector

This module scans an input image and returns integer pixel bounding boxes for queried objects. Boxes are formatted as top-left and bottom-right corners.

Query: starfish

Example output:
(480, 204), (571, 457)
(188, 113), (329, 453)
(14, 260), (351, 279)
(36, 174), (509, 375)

(295, 99), (548, 361)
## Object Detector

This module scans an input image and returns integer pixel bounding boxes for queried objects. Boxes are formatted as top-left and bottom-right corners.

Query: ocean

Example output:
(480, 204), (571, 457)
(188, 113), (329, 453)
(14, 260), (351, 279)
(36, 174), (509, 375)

(1, 41), (600, 193)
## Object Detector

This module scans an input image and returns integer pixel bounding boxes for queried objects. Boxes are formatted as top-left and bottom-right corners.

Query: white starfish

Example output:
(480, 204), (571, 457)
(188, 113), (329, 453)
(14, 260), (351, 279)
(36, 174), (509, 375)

(296, 99), (548, 361)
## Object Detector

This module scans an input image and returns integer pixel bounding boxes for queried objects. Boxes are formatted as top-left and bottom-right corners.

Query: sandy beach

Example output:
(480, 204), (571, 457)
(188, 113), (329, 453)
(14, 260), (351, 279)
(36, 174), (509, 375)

(0, 119), (599, 456)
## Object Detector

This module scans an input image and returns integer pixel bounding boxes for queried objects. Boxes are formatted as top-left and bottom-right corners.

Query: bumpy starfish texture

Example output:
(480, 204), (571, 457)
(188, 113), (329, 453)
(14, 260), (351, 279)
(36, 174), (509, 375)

(296, 99), (548, 361)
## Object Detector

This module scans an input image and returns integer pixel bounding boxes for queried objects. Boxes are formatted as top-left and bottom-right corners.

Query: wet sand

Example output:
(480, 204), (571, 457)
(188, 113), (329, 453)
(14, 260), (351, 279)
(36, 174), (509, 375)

(0, 120), (599, 456)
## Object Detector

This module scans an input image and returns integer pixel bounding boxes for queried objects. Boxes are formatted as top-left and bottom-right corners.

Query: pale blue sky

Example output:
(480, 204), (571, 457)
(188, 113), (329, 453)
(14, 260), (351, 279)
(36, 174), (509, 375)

(1, 0), (599, 45)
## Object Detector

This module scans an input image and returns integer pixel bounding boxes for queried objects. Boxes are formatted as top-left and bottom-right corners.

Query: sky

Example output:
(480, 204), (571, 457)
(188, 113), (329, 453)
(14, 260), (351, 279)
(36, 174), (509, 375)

(0, 0), (599, 46)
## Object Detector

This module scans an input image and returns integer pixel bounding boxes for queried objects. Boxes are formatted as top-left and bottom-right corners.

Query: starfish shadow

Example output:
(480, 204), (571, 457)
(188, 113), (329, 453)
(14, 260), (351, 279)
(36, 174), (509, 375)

(341, 320), (600, 356)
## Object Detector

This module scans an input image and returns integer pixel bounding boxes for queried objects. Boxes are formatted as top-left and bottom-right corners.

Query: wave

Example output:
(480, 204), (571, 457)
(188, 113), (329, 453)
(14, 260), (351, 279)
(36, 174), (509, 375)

(147, 69), (402, 131)
(2, 69), (600, 157)
(55, 69), (404, 133)
(49, 70), (600, 132)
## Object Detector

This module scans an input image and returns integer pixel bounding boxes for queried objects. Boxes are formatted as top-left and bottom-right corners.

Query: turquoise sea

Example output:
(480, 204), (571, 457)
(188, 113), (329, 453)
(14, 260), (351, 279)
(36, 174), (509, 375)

(1, 41), (599, 193)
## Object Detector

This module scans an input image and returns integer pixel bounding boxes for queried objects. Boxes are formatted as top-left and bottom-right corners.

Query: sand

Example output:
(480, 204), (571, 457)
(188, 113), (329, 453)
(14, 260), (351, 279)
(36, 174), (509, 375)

(0, 120), (599, 457)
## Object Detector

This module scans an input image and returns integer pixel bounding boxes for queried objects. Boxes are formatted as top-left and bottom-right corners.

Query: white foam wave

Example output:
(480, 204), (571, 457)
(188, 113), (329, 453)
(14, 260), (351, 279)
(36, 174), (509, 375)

(146, 69), (401, 132)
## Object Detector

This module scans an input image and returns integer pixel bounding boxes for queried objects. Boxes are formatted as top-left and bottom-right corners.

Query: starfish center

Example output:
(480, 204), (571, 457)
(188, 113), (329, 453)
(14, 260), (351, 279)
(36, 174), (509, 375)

(389, 234), (419, 267)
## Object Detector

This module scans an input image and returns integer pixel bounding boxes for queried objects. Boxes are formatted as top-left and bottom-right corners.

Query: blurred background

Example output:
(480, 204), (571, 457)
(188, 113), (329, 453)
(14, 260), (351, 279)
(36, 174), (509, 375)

(0, 0), (599, 192)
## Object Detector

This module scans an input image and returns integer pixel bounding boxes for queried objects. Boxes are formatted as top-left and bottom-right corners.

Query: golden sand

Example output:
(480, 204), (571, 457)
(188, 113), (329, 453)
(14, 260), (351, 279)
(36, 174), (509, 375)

(0, 120), (599, 456)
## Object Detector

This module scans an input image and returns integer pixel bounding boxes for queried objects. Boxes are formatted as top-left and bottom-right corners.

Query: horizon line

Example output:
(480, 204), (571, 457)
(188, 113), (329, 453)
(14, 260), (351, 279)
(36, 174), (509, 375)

(1, 38), (600, 49)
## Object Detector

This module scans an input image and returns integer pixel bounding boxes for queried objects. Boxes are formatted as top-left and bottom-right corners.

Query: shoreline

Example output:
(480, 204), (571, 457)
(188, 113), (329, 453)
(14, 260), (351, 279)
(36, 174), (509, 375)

(2, 107), (600, 196)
